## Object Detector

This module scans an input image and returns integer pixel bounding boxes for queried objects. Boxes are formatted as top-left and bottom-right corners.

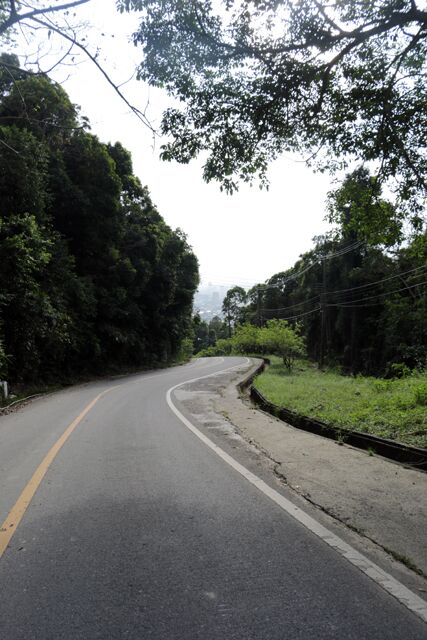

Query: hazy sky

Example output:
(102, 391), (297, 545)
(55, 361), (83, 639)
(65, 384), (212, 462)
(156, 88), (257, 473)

(22, 0), (335, 289)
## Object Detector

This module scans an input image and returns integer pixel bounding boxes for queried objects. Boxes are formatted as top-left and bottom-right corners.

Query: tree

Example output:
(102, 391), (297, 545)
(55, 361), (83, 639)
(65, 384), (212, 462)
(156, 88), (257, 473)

(209, 315), (228, 340)
(327, 167), (406, 246)
(119, 0), (427, 213)
(232, 323), (260, 355)
(192, 314), (209, 352)
(222, 286), (247, 337)
(0, 66), (199, 382)
(0, 1), (92, 38)
(0, 214), (75, 381)
(259, 320), (306, 371)
(0, 3), (152, 133)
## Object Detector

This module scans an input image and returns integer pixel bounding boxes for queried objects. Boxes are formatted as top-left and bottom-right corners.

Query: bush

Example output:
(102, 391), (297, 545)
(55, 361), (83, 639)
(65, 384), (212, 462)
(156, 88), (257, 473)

(232, 323), (260, 354)
(384, 362), (412, 379)
(414, 384), (427, 406)
(258, 320), (305, 371)
(177, 337), (194, 361)
(197, 338), (234, 357)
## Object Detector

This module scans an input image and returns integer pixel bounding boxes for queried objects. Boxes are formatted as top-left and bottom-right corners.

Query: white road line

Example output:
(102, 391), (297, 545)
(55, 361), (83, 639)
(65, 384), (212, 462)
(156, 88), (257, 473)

(166, 358), (427, 625)
(126, 357), (225, 388)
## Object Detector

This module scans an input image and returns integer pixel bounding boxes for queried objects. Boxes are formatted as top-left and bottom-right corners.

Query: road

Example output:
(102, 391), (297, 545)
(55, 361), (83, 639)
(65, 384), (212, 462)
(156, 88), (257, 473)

(0, 357), (425, 639)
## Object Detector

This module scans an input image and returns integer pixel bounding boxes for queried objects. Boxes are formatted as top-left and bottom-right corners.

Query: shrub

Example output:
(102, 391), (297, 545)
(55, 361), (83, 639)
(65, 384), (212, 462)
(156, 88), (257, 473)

(197, 338), (234, 357)
(258, 320), (305, 371)
(384, 362), (411, 379)
(177, 337), (194, 361)
(232, 323), (261, 354)
(414, 384), (427, 406)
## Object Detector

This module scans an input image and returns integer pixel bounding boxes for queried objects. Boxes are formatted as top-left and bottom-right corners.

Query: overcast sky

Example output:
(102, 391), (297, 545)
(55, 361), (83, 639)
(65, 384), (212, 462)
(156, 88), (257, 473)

(21, 0), (335, 289)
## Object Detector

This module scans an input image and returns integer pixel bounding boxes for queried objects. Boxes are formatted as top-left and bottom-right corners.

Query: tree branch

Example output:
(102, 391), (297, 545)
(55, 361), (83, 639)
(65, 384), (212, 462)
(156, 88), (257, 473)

(0, 136), (20, 154)
(31, 16), (156, 134)
(0, 0), (92, 36)
(313, 0), (345, 35)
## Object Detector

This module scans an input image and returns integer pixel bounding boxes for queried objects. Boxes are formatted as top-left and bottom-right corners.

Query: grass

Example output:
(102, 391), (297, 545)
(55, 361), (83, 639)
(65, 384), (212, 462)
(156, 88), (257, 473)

(253, 357), (427, 449)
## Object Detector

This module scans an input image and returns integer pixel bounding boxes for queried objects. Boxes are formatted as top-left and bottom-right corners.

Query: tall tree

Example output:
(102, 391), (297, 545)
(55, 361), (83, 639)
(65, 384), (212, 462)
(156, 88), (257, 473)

(222, 286), (247, 337)
(0, 65), (199, 382)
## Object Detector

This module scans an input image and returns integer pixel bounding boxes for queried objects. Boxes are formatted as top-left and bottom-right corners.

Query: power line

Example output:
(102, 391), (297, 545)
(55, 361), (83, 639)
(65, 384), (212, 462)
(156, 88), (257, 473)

(326, 279), (427, 307)
(276, 306), (321, 321)
(246, 306), (321, 322)
(256, 270), (426, 317)
(259, 241), (365, 291)
(325, 264), (427, 298)
(325, 302), (384, 309)
(261, 306), (321, 321)
(260, 295), (321, 313)
(325, 241), (364, 259)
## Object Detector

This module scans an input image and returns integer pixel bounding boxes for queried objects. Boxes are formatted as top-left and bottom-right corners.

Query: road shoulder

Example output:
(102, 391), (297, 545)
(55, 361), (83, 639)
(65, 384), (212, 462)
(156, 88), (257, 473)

(173, 358), (427, 601)
(219, 360), (427, 576)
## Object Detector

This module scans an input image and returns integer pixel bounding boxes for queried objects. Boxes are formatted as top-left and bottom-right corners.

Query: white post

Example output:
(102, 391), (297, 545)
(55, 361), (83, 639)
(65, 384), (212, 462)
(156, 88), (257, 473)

(0, 381), (8, 400)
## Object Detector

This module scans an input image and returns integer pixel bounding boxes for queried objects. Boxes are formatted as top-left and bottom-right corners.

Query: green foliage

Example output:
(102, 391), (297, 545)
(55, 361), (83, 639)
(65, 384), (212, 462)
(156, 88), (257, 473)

(213, 338), (234, 356)
(222, 286), (247, 337)
(254, 359), (427, 448)
(414, 384), (427, 407)
(198, 320), (305, 369)
(0, 67), (199, 383)
(120, 0), (427, 212)
(176, 337), (194, 362)
(192, 313), (229, 353)
(232, 323), (260, 355)
(385, 363), (412, 380)
(258, 320), (305, 371)
(0, 125), (50, 221)
(327, 167), (404, 247)
(198, 338), (234, 357)
(237, 181), (427, 376)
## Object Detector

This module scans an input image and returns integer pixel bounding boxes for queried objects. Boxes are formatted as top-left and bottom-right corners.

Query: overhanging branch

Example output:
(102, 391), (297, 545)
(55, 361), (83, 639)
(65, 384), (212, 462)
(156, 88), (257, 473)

(0, 0), (93, 36)
(31, 16), (156, 134)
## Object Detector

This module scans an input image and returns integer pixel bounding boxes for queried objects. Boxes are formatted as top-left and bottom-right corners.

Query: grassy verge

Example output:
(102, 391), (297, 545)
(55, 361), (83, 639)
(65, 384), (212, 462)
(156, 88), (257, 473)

(253, 357), (427, 449)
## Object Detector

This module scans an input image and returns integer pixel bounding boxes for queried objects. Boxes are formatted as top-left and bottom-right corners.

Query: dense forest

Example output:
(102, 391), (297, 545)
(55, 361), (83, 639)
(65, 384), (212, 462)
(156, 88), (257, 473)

(196, 169), (426, 377)
(0, 53), (199, 384)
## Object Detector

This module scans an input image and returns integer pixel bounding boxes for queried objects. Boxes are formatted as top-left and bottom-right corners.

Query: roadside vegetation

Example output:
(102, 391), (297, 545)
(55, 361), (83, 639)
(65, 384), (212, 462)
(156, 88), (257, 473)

(0, 56), (198, 388)
(254, 358), (427, 449)
(196, 323), (427, 449)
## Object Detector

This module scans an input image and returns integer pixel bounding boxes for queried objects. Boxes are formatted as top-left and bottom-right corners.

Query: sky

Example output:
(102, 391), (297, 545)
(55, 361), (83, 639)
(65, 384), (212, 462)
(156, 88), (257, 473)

(16, 0), (335, 289)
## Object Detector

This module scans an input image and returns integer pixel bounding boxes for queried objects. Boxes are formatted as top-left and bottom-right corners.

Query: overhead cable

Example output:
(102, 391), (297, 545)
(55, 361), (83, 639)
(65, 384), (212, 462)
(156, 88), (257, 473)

(325, 264), (427, 297)
(259, 295), (321, 313)
(326, 279), (427, 307)
(259, 241), (365, 291)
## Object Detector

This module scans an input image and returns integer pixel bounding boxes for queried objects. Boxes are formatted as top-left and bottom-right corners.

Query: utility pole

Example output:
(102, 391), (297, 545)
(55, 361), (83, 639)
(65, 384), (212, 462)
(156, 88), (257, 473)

(319, 257), (327, 369)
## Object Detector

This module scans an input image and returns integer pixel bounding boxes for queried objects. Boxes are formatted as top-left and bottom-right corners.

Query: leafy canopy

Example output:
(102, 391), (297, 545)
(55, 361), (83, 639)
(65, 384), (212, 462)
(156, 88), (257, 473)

(118, 0), (427, 212)
(222, 285), (247, 334)
(0, 66), (199, 382)
(327, 166), (405, 246)
(259, 320), (306, 371)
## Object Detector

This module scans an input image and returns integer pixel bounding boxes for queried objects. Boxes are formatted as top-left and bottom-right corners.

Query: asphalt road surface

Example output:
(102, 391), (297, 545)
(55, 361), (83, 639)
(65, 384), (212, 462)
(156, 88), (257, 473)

(0, 357), (426, 639)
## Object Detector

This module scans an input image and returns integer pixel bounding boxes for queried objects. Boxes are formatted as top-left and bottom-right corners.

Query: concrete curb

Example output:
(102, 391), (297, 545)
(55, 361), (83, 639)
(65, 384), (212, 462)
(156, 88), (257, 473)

(241, 358), (427, 473)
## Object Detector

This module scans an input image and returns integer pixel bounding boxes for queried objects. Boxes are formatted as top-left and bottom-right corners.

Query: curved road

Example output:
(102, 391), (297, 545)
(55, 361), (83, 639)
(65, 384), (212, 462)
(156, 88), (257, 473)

(0, 357), (425, 639)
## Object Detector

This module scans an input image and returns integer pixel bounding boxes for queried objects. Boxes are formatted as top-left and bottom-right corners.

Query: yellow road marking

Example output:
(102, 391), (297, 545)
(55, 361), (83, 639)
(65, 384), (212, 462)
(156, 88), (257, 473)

(0, 388), (114, 559)
(0, 359), (228, 560)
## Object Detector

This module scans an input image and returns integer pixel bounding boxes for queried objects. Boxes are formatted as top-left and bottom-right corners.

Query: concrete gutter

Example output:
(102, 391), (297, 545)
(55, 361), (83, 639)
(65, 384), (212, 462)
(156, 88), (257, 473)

(214, 359), (427, 578)
(238, 358), (427, 471)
